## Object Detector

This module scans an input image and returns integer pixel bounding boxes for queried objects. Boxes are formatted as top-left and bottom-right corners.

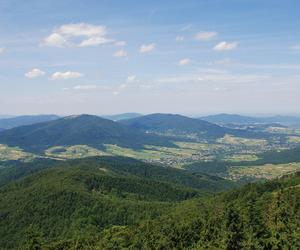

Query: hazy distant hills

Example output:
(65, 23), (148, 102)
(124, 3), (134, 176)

(0, 115), (60, 130)
(102, 112), (142, 121)
(120, 113), (267, 139)
(0, 113), (271, 153)
(0, 114), (174, 152)
(120, 113), (228, 138)
(201, 113), (300, 126)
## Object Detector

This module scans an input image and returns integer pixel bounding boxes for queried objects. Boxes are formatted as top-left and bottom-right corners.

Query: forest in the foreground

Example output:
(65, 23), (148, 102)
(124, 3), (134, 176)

(0, 156), (299, 249)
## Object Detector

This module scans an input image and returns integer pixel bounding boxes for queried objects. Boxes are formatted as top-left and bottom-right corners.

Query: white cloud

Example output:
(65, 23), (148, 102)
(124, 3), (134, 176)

(175, 36), (184, 42)
(291, 44), (300, 50)
(25, 68), (46, 78)
(51, 71), (83, 80)
(43, 23), (115, 48)
(57, 23), (106, 37)
(114, 41), (126, 46)
(214, 41), (238, 51)
(44, 33), (69, 47)
(139, 43), (156, 53)
(178, 58), (191, 66)
(73, 84), (97, 90)
(0, 47), (6, 53)
(126, 75), (137, 83)
(113, 49), (128, 57)
(195, 31), (217, 41)
(79, 37), (113, 47)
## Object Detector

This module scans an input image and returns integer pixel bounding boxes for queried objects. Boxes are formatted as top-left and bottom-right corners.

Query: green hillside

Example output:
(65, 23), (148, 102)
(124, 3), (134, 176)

(107, 172), (300, 249)
(0, 157), (298, 249)
(0, 156), (235, 249)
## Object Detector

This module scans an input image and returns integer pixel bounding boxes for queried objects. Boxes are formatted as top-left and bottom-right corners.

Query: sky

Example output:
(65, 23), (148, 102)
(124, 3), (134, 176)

(0, 0), (300, 116)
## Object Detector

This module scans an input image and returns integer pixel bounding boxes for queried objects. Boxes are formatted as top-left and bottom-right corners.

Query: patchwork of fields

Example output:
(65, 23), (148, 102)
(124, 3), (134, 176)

(1, 128), (300, 181)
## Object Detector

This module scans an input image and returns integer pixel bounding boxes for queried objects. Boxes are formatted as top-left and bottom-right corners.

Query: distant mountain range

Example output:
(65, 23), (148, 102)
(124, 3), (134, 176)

(0, 114), (174, 152)
(0, 113), (272, 153)
(0, 115), (15, 119)
(102, 112), (142, 121)
(121, 113), (266, 139)
(0, 115), (60, 130)
(201, 113), (300, 126)
(120, 113), (227, 138)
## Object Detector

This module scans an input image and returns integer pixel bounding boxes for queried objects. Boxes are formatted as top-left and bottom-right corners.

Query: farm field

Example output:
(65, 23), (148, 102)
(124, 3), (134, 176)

(225, 162), (300, 181)
(0, 144), (37, 161)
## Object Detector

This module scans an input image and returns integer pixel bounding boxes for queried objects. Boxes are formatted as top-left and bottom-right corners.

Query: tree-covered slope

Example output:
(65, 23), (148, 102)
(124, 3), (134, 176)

(0, 115), (174, 152)
(98, 172), (300, 249)
(0, 156), (234, 192)
(0, 161), (200, 249)
(1, 159), (298, 249)
(120, 113), (228, 138)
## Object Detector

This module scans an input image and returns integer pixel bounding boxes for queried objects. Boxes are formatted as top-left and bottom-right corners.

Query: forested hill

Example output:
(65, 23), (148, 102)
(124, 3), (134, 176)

(120, 113), (228, 138)
(0, 156), (299, 249)
(108, 171), (300, 249)
(0, 156), (233, 249)
(120, 113), (269, 139)
(0, 115), (174, 152)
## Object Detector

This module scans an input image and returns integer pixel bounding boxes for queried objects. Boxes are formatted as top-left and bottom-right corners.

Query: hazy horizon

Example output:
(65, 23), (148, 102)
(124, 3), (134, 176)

(1, 112), (300, 119)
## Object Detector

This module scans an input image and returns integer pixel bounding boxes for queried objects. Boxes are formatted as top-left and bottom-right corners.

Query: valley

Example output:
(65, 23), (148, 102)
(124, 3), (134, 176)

(1, 114), (300, 181)
(0, 113), (300, 249)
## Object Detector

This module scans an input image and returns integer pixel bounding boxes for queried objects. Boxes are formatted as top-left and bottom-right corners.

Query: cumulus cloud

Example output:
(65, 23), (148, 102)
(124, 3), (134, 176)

(178, 58), (191, 66)
(43, 23), (115, 48)
(139, 43), (156, 53)
(44, 33), (69, 47)
(79, 37), (113, 47)
(175, 36), (184, 42)
(214, 41), (238, 51)
(51, 71), (83, 80)
(73, 84), (97, 90)
(113, 49), (128, 57)
(195, 31), (217, 41)
(25, 68), (46, 78)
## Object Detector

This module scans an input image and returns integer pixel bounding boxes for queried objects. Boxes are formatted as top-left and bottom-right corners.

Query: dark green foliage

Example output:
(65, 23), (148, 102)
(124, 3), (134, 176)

(98, 172), (300, 249)
(0, 157), (299, 249)
(0, 156), (234, 249)
(0, 115), (174, 152)
(0, 159), (58, 187)
(64, 156), (234, 192)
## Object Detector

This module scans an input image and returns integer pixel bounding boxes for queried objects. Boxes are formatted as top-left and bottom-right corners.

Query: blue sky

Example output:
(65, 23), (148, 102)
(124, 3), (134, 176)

(0, 0), (300, 115)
